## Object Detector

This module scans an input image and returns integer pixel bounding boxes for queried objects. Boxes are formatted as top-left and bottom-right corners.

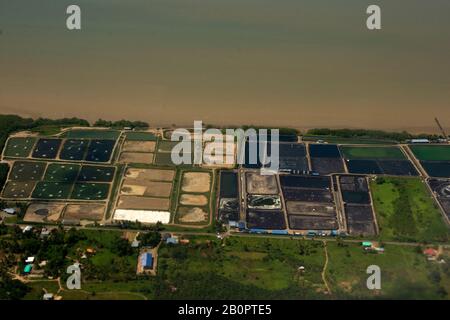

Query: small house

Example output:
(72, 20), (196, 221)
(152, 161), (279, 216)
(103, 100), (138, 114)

(423, 248), (438, 260)
(166, 237), (179, 245)
(362, 241), (373, 248)
(22, 226), (33, 233)
(43, 293), (54, 300)
(228, 221), (237, 228)
(3, 208), (15, 215)
(131, 240), (140, 248)
(24, 264), (33, 274)
(140, 253), (153, 269)
(25, 256), (35, 264)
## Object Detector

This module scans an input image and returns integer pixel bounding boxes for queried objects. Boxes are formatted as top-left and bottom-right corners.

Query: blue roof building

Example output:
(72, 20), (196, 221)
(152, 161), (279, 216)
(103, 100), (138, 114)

(238, 221), (246, 230)
(141, 253), (153, 269)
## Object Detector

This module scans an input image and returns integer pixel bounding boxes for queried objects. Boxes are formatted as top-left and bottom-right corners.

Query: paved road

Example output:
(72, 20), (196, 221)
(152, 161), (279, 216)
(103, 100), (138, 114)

(6, 222), (449, 248)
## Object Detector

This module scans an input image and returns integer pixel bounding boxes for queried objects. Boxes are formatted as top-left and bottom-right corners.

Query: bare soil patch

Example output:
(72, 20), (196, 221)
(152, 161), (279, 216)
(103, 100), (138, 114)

(122, 141), (156, 152)
(125, 168), (175, 181)
(119, 152), (154, 164)
(117, 196), (170, 210)
(121, 180), (172, 197)
(63, 204), (105, 221)
(24, 203), (65, 223)
(246, 172), (279, 194)
(180, 194), (208, 206)
(177, 206), (208, 223)
(181, 172), (211, 193)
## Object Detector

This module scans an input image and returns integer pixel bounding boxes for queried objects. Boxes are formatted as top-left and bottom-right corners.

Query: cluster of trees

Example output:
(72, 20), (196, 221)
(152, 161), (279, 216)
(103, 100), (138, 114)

(93, 119), (149, 129)
(137, 231), (161, 248)
(31, 117), (89, 128)
(0, 163), (9, 193)
(117, 220), (164, 231)
(0, 114), (148, 156)
(0, 268), (30, 300)
(0, 115), (90, 151)
(0, 225), (86, 278)
(306, 128), (442, 142)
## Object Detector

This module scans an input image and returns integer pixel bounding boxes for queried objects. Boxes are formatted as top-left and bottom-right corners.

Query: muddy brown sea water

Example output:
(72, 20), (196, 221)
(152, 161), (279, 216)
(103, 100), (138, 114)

(1, 1), (449, 133)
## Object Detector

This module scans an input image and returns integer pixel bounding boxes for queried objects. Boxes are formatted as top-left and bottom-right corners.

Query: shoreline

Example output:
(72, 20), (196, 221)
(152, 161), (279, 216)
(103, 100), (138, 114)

(0, 111), (445, 136)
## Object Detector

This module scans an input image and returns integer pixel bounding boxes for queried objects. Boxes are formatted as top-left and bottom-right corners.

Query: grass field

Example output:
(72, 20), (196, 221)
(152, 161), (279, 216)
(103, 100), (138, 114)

(4, 137), (36, 157)
(410, 145), (450, 161)
(155, 152), (176, 166)
(340, 146), (406, 160)
(62, 129), (120, 140)
(370, 177), (449, 242)
(124, 131), (158, 141)
(326, 242), (450, 299)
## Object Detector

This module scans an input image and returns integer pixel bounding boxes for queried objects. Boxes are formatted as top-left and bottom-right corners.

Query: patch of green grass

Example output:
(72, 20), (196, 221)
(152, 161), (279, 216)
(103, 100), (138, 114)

(30, 125), (64, 136)
(410, 145), (450, 161)
(158, 236), (326, 296)
(62, 129), (120, 140)
(23, 281), (61, 300)
(370, 177), (449, 242)
(341, 146), (406, 160)
(4, 215), (18, 224)
(327, 242), (450, 299)
(124, 132), (157, 141)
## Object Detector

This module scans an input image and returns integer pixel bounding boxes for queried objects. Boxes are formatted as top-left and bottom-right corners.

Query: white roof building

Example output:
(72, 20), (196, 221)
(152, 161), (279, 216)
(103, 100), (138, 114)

(25, 257), (35, 263)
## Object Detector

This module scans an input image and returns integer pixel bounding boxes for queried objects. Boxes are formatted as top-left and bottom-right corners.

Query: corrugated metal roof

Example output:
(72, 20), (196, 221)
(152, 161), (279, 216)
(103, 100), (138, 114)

(24, 264), (33, 273)
(166, 237), (178, 244)
(141, 253), (153, 267)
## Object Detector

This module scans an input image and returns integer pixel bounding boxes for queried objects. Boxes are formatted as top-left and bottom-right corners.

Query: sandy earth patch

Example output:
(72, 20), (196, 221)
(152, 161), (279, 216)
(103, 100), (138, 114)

(177, 206), (208, 223)
(122, 231), (138, 242)
(122, 141), (156, 152)
(63, 204), (105, 221)
(125, 168), (175, 181)
(121, 180), (172, 197)
(180, 194), (208, 206)
(246, 172), (279, 194)
(181, 172), (211, 193)
(24, 203), (65, 223)
(117, 195), (170, 210)
(202, 143), (235, 168)
(120, 184), (147, 196)
(119, 152), (154, 164)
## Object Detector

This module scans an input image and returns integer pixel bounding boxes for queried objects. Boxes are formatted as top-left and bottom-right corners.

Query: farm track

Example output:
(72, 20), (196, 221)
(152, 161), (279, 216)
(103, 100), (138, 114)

(321, 240), (331, 295)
